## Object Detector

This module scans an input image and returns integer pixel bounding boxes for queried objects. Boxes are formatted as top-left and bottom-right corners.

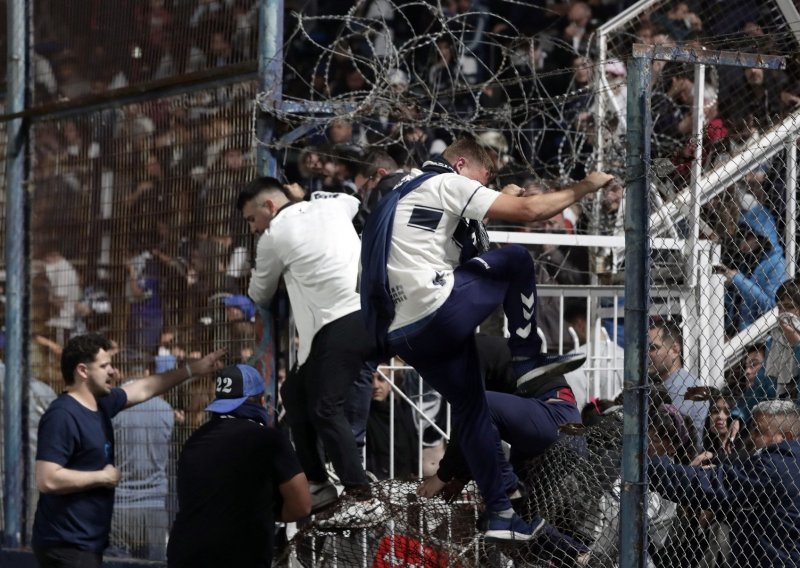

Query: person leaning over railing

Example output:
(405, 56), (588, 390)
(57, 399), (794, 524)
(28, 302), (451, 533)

(649, 399), (800, 567)
(732, 277), (800, 430)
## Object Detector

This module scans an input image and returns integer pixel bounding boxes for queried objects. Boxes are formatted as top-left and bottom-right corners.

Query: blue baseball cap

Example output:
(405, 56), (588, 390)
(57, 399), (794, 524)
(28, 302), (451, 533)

(205, 364), (265, 413)
(224, 295), (256, 321)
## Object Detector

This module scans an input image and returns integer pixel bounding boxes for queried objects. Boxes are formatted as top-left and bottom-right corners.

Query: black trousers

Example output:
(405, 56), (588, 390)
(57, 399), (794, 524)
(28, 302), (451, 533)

(34, 545), (102, 568)
(281, 310), (373, 487)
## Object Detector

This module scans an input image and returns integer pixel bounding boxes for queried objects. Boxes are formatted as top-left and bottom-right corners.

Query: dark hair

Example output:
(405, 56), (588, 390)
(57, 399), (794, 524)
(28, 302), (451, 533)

(649, 407), (681, 449)
(61, 333), (113, 385)
(776, 276), (800, 306)
(356, 149), (398, 178)
(745, 342), (767, 357)
(235, 177), (285, 211)
(563, 297), (588, 323)
(650, 318), (683, 350)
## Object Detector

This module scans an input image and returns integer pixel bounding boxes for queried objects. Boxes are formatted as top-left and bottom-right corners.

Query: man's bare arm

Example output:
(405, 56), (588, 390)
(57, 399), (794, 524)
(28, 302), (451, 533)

(36, 460), (120, 495)
(487, 172), (614, 223)
(277, 472), (312, 522)
(122, 348), (226, 408)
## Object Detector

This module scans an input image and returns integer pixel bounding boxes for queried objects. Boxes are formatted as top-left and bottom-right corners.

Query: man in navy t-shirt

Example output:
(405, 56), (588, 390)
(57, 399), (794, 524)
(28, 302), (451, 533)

(32, 333), (225, 568)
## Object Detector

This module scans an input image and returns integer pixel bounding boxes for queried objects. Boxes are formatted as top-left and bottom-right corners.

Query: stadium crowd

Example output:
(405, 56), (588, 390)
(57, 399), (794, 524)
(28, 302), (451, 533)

(2, 0), (800, 566)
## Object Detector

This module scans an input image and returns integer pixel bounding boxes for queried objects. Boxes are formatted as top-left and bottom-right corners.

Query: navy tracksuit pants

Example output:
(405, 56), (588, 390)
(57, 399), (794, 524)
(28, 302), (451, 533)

(389, 245), (544, 512)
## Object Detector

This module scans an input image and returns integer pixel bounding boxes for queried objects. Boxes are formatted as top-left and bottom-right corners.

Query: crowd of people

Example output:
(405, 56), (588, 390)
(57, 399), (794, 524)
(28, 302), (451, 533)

(3, 0), (800, 566)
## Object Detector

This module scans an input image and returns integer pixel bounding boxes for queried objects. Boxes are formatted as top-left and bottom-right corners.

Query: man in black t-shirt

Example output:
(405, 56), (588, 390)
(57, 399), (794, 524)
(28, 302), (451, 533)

(167, 364), (310, 568)
(32, 333), (225, 568)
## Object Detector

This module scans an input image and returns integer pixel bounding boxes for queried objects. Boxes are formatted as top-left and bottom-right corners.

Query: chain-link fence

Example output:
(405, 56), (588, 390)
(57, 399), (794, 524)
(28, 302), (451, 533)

(3, 0), (800, 566)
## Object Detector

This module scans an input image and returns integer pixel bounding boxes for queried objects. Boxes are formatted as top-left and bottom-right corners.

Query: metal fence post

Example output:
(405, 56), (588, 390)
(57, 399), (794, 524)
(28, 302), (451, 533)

(254, 0), (284, 424)
(620, 53), (652, 568)
(257, 0), (283, 178)
(3, 0), (29, 548)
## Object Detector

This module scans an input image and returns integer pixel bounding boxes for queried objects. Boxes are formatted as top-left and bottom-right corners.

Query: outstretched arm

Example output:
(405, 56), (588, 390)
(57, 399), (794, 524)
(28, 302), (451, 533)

(486, 172), (614, 223)
(122, 348), (226, 408)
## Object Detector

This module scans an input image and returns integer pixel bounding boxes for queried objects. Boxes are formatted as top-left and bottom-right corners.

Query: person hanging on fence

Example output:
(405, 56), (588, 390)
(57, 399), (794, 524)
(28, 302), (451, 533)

(237, 176), (384, 529)
(360, 136), (613, 541)
(31, 332), (225, 568)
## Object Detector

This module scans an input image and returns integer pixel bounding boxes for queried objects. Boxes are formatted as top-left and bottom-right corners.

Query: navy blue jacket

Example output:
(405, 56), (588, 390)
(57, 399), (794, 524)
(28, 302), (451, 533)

(649, 440), (800, 566)
(359, 171), (437, 358)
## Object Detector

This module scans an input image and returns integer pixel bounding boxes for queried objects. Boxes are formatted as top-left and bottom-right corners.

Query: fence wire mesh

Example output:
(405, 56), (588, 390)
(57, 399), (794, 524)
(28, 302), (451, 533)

(278, 415), (624, 568)
(29, 0), (260, 105)
(2, 0), (800, 566)
(632, 41), (800, 567)
(22, 82), (258, 559)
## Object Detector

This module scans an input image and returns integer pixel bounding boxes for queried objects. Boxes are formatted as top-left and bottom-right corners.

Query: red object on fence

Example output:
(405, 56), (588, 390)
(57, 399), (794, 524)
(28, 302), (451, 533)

(372, 534), (455, 568)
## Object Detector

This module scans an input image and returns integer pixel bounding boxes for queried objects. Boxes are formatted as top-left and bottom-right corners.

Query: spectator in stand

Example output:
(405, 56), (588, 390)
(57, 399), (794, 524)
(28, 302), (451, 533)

(297, 146), (326, 195)
(39, 247), (82, 346)
(443, 0), (490, 82)
(366, 364), (418, 480)
(581, 406), (686, 567)
(563, 298), (625, 411)
(719, 219), (788, 332)
(649, 1), (702, 42)
(649, 400), (800, 567)
(723, 67), (787, 129)
(648, 319), (708, 453)
(53, 50), (91, 100)
(222, 294), (256, 363)
(108, 360), (175, 562)
(652, 62), (694, 154)
(742, 343), (767, 393)
(672, 85), (729, 184)
(320, 146), (361, 196)
(732, 278), (800, 428)
(547, 2), (596, 73)
(698, 389), (746, 461)
(126, 248), (163, 358)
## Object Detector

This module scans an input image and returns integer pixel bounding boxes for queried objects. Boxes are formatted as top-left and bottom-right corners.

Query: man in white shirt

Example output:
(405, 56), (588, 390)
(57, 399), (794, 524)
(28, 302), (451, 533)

(374, 138), (613, 541)
(238, 177), (382, 527)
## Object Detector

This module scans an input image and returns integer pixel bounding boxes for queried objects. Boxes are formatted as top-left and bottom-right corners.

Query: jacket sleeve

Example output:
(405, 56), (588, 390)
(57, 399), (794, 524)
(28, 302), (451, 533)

(248, 234), (283, 307)
(731, 254), (786, 315)
(731, 369), (776, 425)
(649, 455), (772, 512)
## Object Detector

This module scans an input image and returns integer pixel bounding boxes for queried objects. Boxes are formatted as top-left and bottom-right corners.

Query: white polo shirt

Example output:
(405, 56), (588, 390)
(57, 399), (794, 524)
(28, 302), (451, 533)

(387, 172), (499, 332)
(248, 192), (362, 365)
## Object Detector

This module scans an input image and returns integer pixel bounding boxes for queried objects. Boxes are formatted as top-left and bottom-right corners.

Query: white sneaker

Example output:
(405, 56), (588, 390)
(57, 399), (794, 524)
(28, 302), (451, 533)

(310, 481), (339, 513)
(315, 497), (386, 529)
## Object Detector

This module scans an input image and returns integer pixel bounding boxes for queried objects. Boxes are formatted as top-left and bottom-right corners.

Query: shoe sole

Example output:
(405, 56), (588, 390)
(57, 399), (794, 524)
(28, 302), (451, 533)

(484, 517), (546, 543)
(315, 517), (387, 530)
(310, 500), (338, 515)
(516, 355), (587, 387)
(314, 504), (387, 530)
(310, 491), (339, 515)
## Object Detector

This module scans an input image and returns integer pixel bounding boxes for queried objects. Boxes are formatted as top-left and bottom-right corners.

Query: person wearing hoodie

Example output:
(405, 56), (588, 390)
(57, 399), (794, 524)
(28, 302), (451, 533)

(720, 204), (788, 331)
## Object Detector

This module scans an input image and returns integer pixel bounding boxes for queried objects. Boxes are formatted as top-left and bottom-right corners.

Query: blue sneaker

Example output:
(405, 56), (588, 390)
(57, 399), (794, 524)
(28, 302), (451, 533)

(513, 353), (586, 388)
(484, 512), (546, 542)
